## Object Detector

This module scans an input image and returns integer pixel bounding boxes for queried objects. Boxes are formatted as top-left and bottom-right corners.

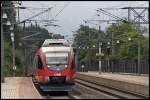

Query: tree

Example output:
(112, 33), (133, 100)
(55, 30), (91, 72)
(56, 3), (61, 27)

(2, 1), (16, 41)
(73, 25), (106, 65)
(105, 22), (149, 60)
(73, 22), (149, 67)
(2, 1), (27, 76)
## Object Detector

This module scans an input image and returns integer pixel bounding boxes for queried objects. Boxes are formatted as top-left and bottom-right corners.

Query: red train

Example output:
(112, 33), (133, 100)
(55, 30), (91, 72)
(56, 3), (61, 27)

(33, 39), (76, 91)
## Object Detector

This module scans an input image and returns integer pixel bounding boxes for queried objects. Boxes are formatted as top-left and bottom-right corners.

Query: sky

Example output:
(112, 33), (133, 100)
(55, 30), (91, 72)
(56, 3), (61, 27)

(18, 1), (149, 43)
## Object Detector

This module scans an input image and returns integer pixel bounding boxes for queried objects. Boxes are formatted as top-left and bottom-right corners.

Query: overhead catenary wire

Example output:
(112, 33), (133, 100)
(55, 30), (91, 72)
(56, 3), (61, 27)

(22, 7), (50, 10)
(99, 2), (133, 10)
(25, 9), (43, 20)
(22, 9), (43, 27)
(86, 5), (127, 28)
(83, 2), (147, 33)
(98, 1), (148, 10)
(97, 9), (128, 23)
(55, 1), (70, 17)
(23, 2), (59, 27)
(19, 7), (53, 24)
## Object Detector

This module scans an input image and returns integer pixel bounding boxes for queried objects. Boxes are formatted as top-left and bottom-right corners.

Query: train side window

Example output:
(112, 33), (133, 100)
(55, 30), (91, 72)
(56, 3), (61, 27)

(33, 55), (38, 67)
(37, 55), (43, 69)
(71, 58), (75, 69)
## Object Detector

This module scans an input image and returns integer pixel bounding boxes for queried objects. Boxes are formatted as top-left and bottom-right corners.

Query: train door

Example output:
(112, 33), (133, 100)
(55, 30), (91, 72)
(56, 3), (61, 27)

(70, 54), (76, 79)
(36, 55), (45, 83)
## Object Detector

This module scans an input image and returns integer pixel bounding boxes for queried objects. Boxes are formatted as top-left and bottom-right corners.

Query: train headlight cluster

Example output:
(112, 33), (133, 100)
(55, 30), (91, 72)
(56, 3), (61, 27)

(45, 76), (50, 83)
(47, 65), (51, 68)
(65, 65), (67, 68)
(66, 76), (70, 82)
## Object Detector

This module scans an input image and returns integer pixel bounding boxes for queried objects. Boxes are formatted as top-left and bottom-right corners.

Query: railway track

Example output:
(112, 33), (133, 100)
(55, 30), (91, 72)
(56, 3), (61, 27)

(45, 92), (79, 99)
(32, 77), (148, 99)
(75, 79), (148, 99)
(32, 78), (80, 99)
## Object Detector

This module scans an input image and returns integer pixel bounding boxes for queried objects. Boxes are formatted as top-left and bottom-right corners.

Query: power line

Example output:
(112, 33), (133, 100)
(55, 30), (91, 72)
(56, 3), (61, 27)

(97, 9), (128, 23)
(55, 1), (70, 17)
(29, 9), (44, 20)
(100, 2), (131, 10)
(20, 7), (53, 24)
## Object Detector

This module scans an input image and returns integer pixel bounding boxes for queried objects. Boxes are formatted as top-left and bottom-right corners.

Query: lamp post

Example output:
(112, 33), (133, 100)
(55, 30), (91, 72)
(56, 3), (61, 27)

(128, 36), (140, 75)
(116, 40), (120, 44)
(128, 37), (131, 41)
(1, 4), (26, 80)
(93, 45), (95, 48)
(1, 3), (12, 82)
(137, 36), (141, 75)
(87, 46), (90, 71)
(6, 21), (11, 25)
(107, 42), (111, 72)
(10, 26), (14, 31)
(99, 42), (102, 74)
(1, 7), (5, 83)
(9, 8), (16, 77)
(11, 31), (16, 77)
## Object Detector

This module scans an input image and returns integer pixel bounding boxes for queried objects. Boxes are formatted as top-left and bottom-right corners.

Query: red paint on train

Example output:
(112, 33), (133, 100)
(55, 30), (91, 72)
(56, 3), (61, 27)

(33, 40), (76, 91)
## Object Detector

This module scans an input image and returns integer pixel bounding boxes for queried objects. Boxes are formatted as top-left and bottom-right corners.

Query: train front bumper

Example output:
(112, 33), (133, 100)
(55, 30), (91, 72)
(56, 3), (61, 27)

(40, 83), (75, 91)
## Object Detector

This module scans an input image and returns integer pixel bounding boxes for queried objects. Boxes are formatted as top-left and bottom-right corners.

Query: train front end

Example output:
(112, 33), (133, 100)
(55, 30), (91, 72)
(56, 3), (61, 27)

(34, 39), (76, 92)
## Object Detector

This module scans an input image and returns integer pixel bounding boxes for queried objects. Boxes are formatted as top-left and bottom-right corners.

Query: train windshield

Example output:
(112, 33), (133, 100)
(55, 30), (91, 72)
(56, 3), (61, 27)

(45, 52), (68, 65)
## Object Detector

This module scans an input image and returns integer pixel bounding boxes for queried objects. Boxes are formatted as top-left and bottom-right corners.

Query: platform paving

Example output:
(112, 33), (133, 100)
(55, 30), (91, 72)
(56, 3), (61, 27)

(76, 71), (149, 97)
(78, 71), (149, 86)
(1, 77), (43, 99)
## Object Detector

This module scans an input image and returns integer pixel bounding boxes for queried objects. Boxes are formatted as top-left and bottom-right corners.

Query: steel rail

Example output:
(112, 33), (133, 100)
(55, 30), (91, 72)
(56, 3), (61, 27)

(75, 79), (148, 99)
(46, 92), (78, 99)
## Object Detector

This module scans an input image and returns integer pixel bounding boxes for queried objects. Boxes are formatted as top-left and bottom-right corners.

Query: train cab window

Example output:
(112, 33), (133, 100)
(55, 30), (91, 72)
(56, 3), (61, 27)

(37, 55), (43, 69)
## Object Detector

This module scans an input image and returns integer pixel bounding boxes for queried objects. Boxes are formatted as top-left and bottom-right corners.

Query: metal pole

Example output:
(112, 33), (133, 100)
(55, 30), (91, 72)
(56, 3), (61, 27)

(107, 46), (110, 73)
(23, 47), (26, 76)
(99, 42), (102, 74)
(11, 13), (16, 77)
(26, 48), (28, 76)
(25, 48), (27, 76)
(128, 8), (131, 22)
(13, 40), (15, 77)
(88, 25), (90, 71)
(138, 39), (141, 75)
(138, 15), (141, 75)
(88, 48), (90, 70)
(1, 6), (4, 82)
(18, 5), (20, 23)
(108, 55), (110, 72)
(111, 23), (115, 73)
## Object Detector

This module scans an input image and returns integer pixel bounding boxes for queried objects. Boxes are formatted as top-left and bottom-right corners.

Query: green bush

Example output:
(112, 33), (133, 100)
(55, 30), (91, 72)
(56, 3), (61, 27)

(4, 41), (27, 77)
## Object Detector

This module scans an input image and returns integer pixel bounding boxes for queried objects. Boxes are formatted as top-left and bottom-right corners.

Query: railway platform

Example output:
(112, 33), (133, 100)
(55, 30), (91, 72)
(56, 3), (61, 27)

(75, 71), (149, 97)
(1, 77), (43, 99)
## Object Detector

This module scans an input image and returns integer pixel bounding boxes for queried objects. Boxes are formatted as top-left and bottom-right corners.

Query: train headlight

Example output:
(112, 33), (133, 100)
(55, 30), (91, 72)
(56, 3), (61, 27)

(47, 65), (51, 68)
(45, 76), (50, 83)
(64, 65), (67, 68)
(66, 76), (70, 82)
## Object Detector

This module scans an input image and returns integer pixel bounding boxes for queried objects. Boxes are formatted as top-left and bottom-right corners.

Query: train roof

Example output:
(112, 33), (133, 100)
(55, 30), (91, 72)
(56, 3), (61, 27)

(42, 39), (69, 47)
